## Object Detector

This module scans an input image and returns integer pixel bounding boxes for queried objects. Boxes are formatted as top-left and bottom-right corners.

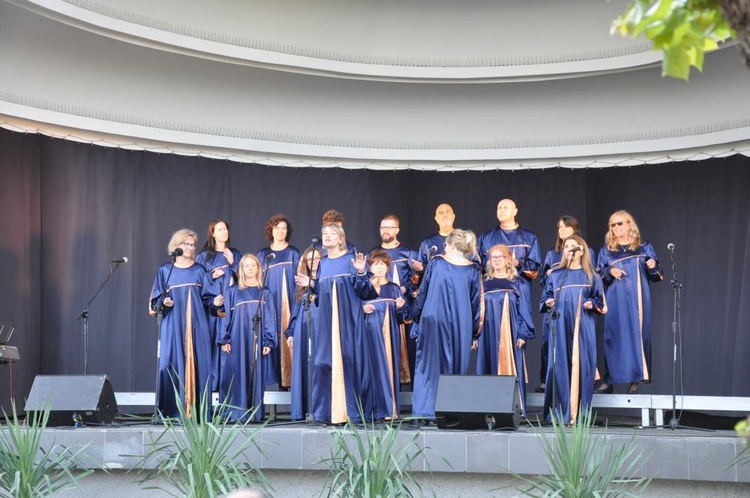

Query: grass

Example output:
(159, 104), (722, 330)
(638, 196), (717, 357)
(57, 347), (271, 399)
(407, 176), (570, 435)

(318, 410), (437, 498)
(133, 386), (269, 498)
(510, 409), (651, 498)
(0, 402), (93, 498)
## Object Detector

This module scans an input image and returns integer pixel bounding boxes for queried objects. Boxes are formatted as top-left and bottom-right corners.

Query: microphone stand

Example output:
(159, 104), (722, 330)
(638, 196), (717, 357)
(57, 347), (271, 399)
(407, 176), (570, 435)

(151, 255), (178, 422)
(642, 246), (712, 432)
(78, 260), (126, 375)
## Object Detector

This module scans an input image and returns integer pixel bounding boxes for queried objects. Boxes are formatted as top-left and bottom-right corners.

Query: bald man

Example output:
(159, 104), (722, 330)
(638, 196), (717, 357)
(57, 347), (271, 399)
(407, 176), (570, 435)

(413, 203), (456, 273)
(478, 199), (540, 319)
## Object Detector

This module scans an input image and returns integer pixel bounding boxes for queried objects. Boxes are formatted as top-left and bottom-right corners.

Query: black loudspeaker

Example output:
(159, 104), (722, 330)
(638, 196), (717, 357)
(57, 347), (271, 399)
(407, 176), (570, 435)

(435, 375), (520, 430)
(25, 375), (118, 426)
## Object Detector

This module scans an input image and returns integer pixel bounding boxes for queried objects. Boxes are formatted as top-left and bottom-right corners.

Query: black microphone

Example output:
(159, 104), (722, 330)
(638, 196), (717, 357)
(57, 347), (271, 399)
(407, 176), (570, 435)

(429, 245), (438, 254)
(568, 246), (583, 255)
(111, 257), (129, 264)
(266, 253), (276, 262)
(667, 243), (675, 253)
(168, 248), (183, 258)
(312, 235), (321, 246)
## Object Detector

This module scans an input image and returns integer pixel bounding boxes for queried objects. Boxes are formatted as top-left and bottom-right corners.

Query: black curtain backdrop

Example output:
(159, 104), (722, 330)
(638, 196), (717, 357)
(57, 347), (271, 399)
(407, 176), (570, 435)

(1, 128), (748, 412)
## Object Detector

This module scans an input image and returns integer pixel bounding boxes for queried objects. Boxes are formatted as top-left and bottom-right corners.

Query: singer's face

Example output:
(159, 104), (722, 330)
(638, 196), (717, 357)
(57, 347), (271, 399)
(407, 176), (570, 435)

(370, 260), (388, 278)
(434, 204), (455, 228)
(379, 220), (399, 243)
(496, 199), (518, 224)
(558, 221), (574, 241)
(322, 226), (340, 249)
(563, 239), (582, 263)
(212, 222), (229, 243)
(609, 215), (631, 241)
(489, 249), (506, 272)
(179, 237), (197, 258)
(306, 253), (321, 272)
(242, 258), (259, 280)
(272, 222), (288, 242)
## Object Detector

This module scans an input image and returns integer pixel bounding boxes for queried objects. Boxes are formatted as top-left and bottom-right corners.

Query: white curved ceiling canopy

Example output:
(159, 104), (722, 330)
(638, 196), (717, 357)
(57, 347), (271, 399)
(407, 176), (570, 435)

(1, 0), (749, 170)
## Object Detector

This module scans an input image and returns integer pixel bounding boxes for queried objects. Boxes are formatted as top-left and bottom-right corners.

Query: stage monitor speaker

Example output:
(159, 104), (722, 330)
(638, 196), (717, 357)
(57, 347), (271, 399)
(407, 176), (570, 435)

(435, 375), (520, 430)
(25, 375), (118, 426)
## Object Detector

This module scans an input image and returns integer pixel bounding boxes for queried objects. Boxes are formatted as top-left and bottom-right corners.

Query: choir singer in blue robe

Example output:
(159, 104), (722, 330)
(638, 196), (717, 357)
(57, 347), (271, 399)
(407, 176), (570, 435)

(476, 244), (535, 417)
(354, 249), (407, 421)
(412, 229), (484, 421)
(218, 254), (277, 422)
(285, 246), (320, 420)
(294, 224), (375, 424)
(257, 214), (300, 389)
(541, 235), (606, 424)
(595, 210), (662, 394)
(195, 219), (242, 392)
(149, 228), (224, 420)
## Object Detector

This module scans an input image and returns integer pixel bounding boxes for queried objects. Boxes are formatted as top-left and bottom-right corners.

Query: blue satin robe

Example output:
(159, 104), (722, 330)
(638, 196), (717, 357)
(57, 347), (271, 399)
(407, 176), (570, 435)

(476, 277), (535, 416)
(368, 243), (417, 383)
(285, 291), (318, 420)
(412, 256), (484, 419)
(478, 226), (541, 324)
(195, 248), (242, 391)
(596, 242), (663, 384)
(355, 278), (405, 420)
(539, 247), (597, 384)
(149, 262), (217, 419)
(218, 285), (277, 422)
(257, 245), (300, 388)
(540, 268), (606, 424)
(311, 254), (374, 424)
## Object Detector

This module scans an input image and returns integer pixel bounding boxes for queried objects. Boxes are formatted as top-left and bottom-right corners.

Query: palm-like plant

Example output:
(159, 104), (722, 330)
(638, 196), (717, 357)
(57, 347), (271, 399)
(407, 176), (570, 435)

(511, 409), (651, 498)
(319, 413), (434, 498)
(0, 402), (93, 498)
(134, 387), (269, 498)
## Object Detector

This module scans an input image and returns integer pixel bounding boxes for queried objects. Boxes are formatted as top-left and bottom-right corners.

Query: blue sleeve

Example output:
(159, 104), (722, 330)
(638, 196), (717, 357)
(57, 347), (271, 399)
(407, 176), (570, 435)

(540, 272), (555, 313)
(263, 289), (278, 348)
(354, 273), (378, 301)
(471, 269), (484, 338)
(643, 242), (664, 282)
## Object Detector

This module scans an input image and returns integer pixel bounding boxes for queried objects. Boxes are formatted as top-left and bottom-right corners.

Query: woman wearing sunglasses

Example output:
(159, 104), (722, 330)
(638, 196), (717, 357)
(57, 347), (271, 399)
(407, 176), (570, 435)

(595, 210), (663, 394)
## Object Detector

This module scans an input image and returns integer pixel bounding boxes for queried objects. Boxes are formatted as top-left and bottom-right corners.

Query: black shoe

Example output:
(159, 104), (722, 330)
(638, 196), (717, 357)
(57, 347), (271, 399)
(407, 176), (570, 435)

(595, 382), (613, 394)
(534, 384), (545, 393)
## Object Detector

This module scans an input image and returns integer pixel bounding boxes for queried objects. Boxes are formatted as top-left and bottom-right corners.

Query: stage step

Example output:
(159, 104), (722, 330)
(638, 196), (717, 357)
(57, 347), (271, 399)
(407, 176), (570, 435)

(114, 392), (750, 428)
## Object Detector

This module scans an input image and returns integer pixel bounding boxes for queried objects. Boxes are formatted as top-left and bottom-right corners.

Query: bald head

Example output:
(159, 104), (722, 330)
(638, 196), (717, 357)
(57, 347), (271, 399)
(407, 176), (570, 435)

(496, 199), (518, 228)
(434, 203), (455, 234)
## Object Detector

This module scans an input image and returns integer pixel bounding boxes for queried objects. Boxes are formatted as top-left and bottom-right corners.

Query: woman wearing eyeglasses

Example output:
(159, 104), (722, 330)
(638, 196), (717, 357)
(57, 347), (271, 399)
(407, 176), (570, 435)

(149, 228), (224, 419)
(595, 210), (663, 394)
(476, 244), (534, 417)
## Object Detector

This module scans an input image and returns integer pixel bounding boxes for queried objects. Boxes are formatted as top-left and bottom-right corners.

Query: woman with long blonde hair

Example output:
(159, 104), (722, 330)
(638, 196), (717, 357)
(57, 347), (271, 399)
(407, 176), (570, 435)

(218, 253), (277, 422)
(476, 244), (534, 417)
(595, 210), (663, 394)
(412, 229), (484, 422)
